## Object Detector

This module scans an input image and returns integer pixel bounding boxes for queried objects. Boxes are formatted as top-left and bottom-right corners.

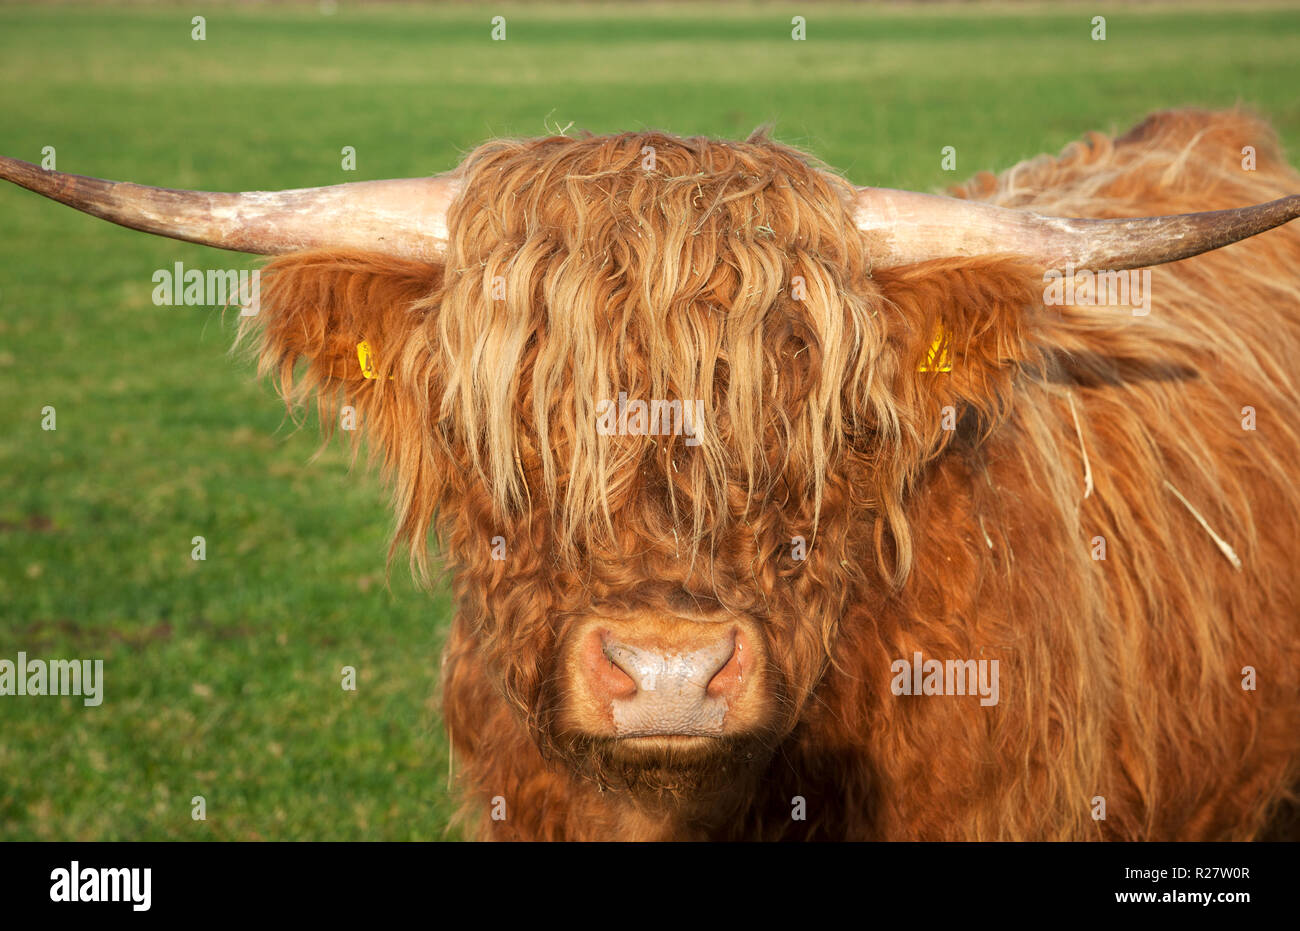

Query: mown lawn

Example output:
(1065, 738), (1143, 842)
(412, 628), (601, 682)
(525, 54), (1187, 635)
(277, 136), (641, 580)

(1, 1), (1297, 840)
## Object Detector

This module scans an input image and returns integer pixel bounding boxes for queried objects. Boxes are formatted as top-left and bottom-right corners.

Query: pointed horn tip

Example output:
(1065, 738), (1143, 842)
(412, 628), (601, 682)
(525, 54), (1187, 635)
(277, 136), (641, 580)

(0, 155), (125, 202)
(1, 155), (45, 185)
(1241, 192), (1300, 225)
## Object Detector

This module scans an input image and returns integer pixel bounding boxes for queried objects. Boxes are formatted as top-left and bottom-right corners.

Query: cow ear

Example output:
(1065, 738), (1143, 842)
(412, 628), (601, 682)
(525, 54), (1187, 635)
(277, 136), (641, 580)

(239, 249), (447, 575)
(246, 249), (441, 394)
(871, 256), (1044, 458)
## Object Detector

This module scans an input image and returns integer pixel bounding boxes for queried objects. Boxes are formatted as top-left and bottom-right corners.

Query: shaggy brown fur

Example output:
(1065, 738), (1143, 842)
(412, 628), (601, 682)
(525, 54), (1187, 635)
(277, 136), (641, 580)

(248, 108), (1300, 840)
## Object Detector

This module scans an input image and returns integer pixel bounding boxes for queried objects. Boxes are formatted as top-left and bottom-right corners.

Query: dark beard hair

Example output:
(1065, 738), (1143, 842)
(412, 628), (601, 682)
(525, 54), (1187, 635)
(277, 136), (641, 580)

(550, 730), (780, 805)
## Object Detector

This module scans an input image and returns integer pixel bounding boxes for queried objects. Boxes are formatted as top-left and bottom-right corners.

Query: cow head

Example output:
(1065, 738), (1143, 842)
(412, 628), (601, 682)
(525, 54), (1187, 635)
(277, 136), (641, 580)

(4, 132), (1297, 809)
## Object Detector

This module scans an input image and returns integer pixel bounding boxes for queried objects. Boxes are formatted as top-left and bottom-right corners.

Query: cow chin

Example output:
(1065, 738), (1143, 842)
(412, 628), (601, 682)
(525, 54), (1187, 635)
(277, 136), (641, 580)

(556, 731), (777, 802)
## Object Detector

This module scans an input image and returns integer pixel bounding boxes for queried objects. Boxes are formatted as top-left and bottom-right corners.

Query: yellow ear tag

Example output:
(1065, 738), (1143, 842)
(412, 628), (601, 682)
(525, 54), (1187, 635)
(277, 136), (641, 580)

(918, 327), (952, 372)
(357, 341), (393, 380)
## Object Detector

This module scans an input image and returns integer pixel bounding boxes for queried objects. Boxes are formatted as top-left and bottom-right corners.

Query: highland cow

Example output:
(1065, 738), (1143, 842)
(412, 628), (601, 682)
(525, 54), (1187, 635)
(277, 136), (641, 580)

(4, 108), (1300, 840)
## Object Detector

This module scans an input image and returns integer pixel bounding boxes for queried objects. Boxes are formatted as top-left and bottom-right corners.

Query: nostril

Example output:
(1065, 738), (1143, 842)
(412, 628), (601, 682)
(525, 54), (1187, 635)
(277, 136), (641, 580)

(706, 631), (743, 700)
(585, 630), (637, 700)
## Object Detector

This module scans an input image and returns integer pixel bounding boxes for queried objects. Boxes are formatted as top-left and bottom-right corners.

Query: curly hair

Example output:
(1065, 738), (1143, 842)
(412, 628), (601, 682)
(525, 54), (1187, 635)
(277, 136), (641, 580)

(245, 109), (1300, 840)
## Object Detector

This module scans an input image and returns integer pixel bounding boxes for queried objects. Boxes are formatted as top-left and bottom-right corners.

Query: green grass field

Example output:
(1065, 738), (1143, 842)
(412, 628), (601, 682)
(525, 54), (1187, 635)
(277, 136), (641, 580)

(1, 1), (1297, 841)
